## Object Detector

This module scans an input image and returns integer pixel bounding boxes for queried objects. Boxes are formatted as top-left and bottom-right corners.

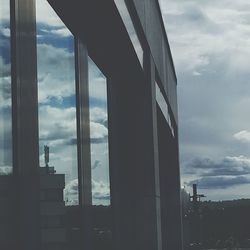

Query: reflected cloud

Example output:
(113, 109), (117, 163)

(0, 1), (12, 175)
(37, 0), (78, 205)
(92, 179), (111, 205)
(36, 0), (67, 27)
(39, 106), (76, 141)
(0, 166), (12, 175)
(64, 178), (110, 206)
(90, 121), (108, 141)
(37, 44), (75, 104)
(1, 27), (10, 37)
(89, 57), (111, 205)
(41, 27), (72, 37)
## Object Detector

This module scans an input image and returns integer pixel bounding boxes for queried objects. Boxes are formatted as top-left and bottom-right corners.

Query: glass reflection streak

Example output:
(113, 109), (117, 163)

(114, 0), (144, 67)
(36, 0), (79, 205)
(0, 0), (12, 175)
(156, 82), (175, 137)
(88, 57), (111, 206)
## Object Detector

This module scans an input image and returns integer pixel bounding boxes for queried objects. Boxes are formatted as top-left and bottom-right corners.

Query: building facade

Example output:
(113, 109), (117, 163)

(0, 0), (182, 249)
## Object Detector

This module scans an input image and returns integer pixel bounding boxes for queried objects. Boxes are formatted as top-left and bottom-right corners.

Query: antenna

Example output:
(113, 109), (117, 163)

(44, 145), (49, 168)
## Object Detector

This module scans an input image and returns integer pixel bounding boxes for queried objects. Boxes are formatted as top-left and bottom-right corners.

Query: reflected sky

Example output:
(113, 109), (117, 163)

(36, 0), (78, 206)
(155, 82), (175, 137)
(89, 57), (111, 206)
(0, 0), (12, 175)
(114, 0), (143, 67)
(36, 0), (111, 206)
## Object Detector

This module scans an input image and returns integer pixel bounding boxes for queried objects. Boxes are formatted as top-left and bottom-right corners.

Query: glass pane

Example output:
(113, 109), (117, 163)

(36, 0), (79, 206)
(88, 57), (110, 206)
(155, 81), (175, 137)
(114, 0), (144, 67)
(36, 1), (81, 249)
(0, 0), (12, 175)
(89, 57), (113, 250)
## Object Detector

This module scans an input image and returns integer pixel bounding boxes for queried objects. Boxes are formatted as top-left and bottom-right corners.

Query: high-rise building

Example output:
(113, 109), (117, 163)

(0, 0), (182, 249)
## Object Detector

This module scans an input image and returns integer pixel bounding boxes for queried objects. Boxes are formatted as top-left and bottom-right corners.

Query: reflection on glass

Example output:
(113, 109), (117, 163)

(0, 0), (12, 175)
(155, 82), (174, 137)
(36, 0), (78, 206)
(36, 1), (80, 249)
(88, 57), (110, 206)
(114, 0), (144, 67)
(88, 57), (113, 250)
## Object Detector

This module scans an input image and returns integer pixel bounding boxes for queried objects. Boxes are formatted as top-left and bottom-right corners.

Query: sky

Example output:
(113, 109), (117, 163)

(1, 0), (250, 203)
(0, 0), (110, 206)
(36, 0), (111, 206)
(159, 0), (250, 200)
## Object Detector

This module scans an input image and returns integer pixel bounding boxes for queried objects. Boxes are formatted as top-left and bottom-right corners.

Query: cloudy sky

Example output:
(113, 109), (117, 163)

(2, 0), (250, 203)
(159, 0), (250, 200)
(36, 0), (110, 206)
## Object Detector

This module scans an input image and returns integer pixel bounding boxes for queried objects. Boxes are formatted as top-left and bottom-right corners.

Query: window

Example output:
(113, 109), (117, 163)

(114, 0), (144, 67)
(88, 57), (113, 249)
(155, 81), (175, 137)
(0, 0), (12, 175)
(88, 57), (111, 205)
(36, 0), (79, 205)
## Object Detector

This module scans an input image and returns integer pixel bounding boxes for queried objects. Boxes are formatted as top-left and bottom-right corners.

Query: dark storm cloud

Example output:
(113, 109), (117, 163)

(185, 156), (250, 177)
(187, 176), (250, 190)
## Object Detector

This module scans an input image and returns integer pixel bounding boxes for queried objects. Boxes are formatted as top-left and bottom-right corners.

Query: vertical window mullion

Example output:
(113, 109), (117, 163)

(74, 37), (92, 249)
(75, 37), (92, 207)
(10, 0), (40, 250)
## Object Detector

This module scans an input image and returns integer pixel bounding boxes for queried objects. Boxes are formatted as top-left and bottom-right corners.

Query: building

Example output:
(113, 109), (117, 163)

(0, 0), (182, 249)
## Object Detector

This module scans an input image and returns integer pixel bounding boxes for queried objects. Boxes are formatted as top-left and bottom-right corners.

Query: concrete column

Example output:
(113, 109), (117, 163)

(108, 54), (162, 250)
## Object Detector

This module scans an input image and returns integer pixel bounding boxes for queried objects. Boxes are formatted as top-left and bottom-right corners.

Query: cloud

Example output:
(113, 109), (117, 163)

(36, 0), (67, 27)
(160, 0), (250, 74)
(187, 176), (250, 190)
(185, 156), (250, 177)
(90, 107), (107, 124)
(64, 178), (110, 206)
(0, 166), (12, 175)
(1, 28), (10, 37)
(39, 105), (77, 142)
(92, 179), (110, 205)
(41, 28), (72, 38)
(64, 179), (79, 206)
(158, 0), (250, 200)
(37, 43), (75, 104)
(90, 121), (108, 142)
(234, 130), (250, 142)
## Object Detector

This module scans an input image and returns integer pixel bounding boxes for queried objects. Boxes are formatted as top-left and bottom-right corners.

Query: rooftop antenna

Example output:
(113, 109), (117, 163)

(44, 145), (49, 171)
(190, 184), (206, 212)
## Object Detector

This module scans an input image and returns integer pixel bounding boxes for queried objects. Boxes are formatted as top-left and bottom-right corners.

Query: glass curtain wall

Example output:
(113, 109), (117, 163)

(0, 1), (14, 249)
(88, 57), (113, 249)
(36, 1), (79, 249)
(0, 0), (12, 175)
(89, 57), (110, 206)
(36, 0), (79, 206)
